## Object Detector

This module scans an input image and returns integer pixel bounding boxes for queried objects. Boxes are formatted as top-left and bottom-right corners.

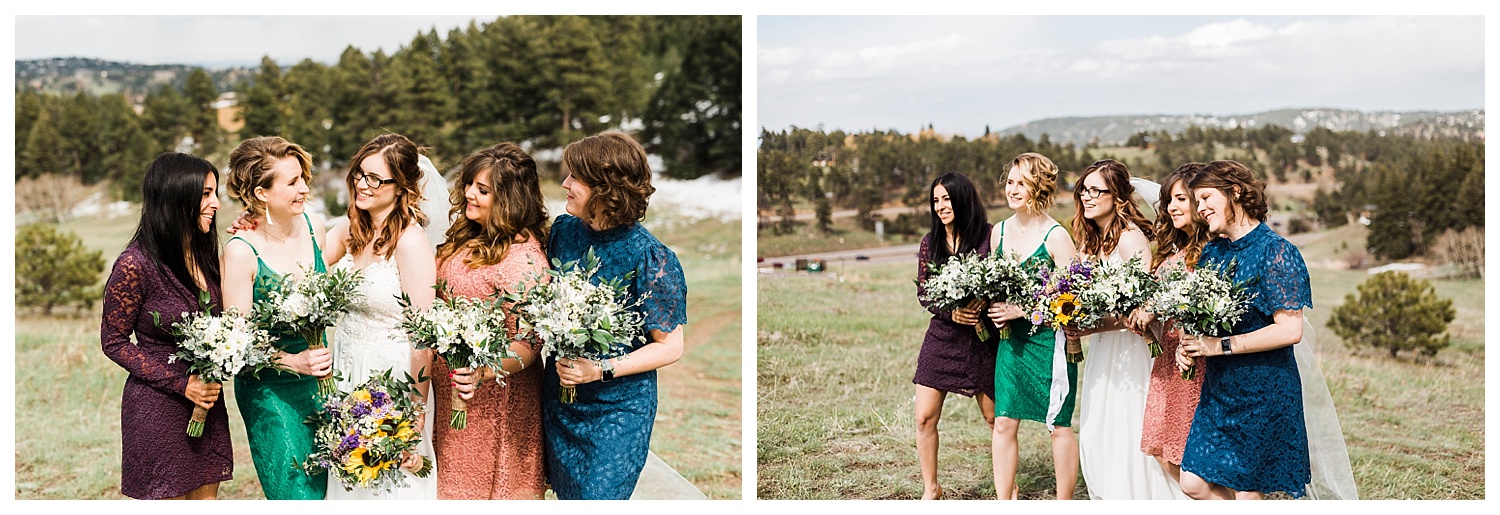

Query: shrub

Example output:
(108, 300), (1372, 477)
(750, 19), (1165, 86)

(1429, 226), (1483, 279)
(15, 224), (106, 315)
(1327, 271), (1455, 358)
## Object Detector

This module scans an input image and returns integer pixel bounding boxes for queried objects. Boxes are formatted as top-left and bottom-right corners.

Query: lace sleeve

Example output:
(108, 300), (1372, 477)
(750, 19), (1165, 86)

(1254, 237), (1313, 316)
(100, 249), (189, 396)
(915, 233), (951, 321)
(639, 243), (687, 334)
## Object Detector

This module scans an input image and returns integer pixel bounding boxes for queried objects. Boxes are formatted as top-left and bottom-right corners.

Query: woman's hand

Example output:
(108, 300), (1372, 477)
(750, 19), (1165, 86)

(1062, 324), (1087, 341)
(987, 302), (1025, 325)
(183, 374), (222, 410)
(952, 297), (985, 326)
(450, 366), (497, 401)
(224, 210), (256, 235)
(280, 347), (333, 378)
(556, 357), (602, 386)
(1180, 333), (1226, 358)
(1125, 307), (1155, 334)
(1175, 341), (1194, 372)
(400, 451), (424, 473)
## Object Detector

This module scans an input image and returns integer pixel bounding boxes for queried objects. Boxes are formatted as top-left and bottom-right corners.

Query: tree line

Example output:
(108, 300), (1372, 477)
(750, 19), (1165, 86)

(13, 15), (741, 202)
(759, 123), (1483, 262)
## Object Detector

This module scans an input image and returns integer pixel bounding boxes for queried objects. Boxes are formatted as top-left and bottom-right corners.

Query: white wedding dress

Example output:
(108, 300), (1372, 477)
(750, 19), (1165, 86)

(1077, 248), (1187, 500)
(326, 255), (438, 500)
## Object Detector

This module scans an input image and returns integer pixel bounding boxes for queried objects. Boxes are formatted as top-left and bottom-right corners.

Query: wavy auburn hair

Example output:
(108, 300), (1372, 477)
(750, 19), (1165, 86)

(1150, 163), (1211, 270)
(1186, 159), (1269, 226)
(1071, 159), (1154, 257)
(562, 131), (655, 229)
(345, 133), (428, 259)
(436, 142), (550, 269)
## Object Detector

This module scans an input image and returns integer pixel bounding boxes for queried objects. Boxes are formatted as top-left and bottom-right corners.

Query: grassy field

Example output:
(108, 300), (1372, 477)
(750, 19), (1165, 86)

(14, 194), (743, 499)
(756, 225), (1484, 500)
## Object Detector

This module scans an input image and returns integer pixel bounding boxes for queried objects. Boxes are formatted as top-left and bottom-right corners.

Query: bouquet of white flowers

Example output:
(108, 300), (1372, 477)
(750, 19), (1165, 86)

(1149, 260), (1255, 379)
(919, 251), (1031, 340)
(399, 285), (518, 429)
(302, 368), (433, 493)
(252, 265), (363, 396)
(506, 248), (647, 404)
(153, 291), (282, 437)
(1086, 256), (1164, 356)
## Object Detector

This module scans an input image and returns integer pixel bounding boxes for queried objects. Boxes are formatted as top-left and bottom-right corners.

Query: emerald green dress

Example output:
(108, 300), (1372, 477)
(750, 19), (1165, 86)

(992, 221), (1078, 430)
(229, 214), (328, 500)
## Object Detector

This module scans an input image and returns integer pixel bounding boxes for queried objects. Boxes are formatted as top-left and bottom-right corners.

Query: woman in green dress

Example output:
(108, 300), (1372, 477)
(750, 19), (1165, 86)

(985, 152), (1080, 499)
(221, 136), (332, 499)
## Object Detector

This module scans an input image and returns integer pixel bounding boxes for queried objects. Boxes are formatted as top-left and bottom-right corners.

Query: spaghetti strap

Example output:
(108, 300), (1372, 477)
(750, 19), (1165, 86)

(995, 220), (1006, 256)
(1042, 224), (1062, 240)
(302, 212), (324, 264)
(226, 235), (260, 257)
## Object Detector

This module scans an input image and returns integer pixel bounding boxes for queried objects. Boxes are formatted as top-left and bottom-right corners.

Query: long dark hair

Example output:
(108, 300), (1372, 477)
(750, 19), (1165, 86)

(925, 172), (989, 267)
(436, 142), (550, 269)
(129, 152), (222, 303)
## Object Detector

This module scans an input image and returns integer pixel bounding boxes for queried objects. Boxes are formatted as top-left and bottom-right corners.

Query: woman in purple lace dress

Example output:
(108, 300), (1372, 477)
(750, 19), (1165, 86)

(100, 152), (232, 499)
(912, 171), (995, 500)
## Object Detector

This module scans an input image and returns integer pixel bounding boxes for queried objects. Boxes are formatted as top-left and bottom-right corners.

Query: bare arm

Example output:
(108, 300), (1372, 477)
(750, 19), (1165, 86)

(322, 218), (349, 267)
(395, 227), (437, 401)
(1182, 309), (1305, 359)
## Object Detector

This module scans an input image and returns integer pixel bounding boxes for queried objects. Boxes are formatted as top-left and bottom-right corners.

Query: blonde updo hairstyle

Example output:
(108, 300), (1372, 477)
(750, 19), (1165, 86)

(1009, 152), (1059, 213)
(226, 136), (315, 219)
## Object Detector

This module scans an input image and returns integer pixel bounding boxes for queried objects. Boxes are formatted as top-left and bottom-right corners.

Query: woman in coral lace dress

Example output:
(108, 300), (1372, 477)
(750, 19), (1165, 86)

(432, 142), (552, 499)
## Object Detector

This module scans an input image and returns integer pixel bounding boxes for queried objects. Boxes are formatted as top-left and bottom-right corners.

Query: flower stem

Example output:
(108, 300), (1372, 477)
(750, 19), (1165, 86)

(186, 406), (208, 437)
(561, 385), (577, 404)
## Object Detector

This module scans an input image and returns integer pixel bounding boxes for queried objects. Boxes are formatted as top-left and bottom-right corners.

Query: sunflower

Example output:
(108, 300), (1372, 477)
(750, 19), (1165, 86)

(352, 389), (372, 404)
(1050, 292), (1079, 326)
(343, 447), (395, 485)
(374, 416), (416, 441)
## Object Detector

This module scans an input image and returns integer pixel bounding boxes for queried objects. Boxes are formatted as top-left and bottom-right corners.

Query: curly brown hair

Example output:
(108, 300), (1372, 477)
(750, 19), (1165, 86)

(1150, 163), (1211, 270)
(345, 133), (428, 260)
(436, 142), (550, 269)
(562, 131), (655, 229)
(225, 136), (314, 218)
(1009, 152), (1059, 213)
(1072, 159), (1154, 257)
(1187, 160), (1268, 226)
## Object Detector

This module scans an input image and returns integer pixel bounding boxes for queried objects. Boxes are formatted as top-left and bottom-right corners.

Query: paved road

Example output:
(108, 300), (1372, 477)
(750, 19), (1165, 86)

(758, 243), (920, 270)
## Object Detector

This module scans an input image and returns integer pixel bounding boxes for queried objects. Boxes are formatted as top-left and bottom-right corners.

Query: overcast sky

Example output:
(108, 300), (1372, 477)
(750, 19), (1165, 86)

(14, 16), (484, 68)
(759, 15), (1485, 136)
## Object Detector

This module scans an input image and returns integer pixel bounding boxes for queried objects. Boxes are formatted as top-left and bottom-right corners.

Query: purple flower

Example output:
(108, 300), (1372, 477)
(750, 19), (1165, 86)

(1031, 311), (1046, 325)
(371, 390), (388, 408)
(351, 403), (371, 418)
(339, 434), (360, 452)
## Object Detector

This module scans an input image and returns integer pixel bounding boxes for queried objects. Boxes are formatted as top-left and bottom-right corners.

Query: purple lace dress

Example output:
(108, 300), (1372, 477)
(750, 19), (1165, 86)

(912, 226), (996, 398)
(100, 243), (233, 499)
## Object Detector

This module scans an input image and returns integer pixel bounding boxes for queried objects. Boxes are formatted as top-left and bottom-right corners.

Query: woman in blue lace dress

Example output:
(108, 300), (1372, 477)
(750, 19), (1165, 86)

(1175, 160), (1312, 499)
(543, 131), (688, 500)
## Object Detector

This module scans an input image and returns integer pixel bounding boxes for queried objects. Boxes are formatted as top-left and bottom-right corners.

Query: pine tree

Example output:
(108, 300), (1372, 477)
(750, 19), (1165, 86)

(15, 224), (106, 316)
(184, 68), (222, 156)
(1327, 271), (1455, 358)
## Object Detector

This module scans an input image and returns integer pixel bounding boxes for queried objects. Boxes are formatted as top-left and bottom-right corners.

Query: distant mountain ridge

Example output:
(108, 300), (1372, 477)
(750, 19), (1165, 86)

(996, 108), (1485, 146)
(15, 57), (251, 99)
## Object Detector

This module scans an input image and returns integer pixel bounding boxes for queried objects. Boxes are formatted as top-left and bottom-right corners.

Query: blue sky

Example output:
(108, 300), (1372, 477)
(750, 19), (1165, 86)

(759, 16), (1485, 136)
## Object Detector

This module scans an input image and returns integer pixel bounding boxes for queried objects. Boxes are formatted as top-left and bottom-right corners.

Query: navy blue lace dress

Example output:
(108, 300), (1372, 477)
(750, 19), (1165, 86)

(1180, 222), (1312, 497)
(541, 215), (688, 499)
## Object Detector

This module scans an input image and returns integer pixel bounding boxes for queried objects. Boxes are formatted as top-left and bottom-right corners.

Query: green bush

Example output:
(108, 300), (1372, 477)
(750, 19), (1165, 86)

(1327, 271), (1455, 358)
(15, 224), (106, 315)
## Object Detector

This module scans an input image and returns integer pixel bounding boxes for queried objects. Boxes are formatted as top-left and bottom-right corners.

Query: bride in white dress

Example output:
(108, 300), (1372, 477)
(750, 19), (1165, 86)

(324, 134), (439, 500)
(1068, 161), (1186, 499)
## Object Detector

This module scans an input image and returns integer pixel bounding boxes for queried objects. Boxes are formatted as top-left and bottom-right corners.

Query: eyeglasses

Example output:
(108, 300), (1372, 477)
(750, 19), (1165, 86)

(1079, 186), (1111, 199)
(353, 173), (396, 189)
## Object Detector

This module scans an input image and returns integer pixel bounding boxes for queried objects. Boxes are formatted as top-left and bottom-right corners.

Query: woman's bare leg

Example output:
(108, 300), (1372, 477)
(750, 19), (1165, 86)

(1050, 427), (1079, 499)
(915, 385), (947, 499)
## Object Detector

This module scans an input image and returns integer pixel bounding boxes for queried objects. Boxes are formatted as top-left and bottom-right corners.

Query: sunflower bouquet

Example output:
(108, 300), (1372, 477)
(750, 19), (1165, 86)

(252, 264), (363, 397)
(506, 248), (647, 404)
(1148, 260), (1255, 379)
(302, 368), (433, 493)
(399, 286), (518, 429)
(1087, 256), (1165, 356)
(153, 291), (282, 437)
(1027, 258), (1108, 362)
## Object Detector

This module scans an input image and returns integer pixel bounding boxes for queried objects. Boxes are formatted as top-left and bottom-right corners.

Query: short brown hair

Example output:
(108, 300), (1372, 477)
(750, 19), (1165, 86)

(436, 142), (550, 269)
(562, 131), (655, 229)
(345, 133), (428, 259)
(226, 136), (314, 218)
(1010, 152), (1059, 213)
(1187, 160), (1268, 225)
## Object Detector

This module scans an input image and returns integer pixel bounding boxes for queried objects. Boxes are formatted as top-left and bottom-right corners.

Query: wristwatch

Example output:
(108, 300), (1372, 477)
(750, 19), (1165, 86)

(600, 358), (615, 382)
(1219, 336), (1233, 356)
